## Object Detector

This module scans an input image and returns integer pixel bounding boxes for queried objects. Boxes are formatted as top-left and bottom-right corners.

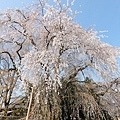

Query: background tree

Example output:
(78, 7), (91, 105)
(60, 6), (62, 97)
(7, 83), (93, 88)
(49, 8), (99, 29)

(0, 5), (34, 118)
(0, 46), (27, 119)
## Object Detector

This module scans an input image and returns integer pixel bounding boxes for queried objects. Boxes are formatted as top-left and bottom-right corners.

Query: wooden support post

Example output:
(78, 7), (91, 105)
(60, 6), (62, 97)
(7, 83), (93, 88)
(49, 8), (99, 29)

(26, 87), (34, 120)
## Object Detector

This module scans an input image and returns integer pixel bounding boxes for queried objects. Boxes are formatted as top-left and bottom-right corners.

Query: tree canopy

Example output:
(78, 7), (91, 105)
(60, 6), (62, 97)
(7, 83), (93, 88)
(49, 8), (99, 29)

(0, 0), (120, 120)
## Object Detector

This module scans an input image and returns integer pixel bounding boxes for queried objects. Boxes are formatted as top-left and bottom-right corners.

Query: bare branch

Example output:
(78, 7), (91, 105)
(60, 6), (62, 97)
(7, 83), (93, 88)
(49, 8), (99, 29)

(1, 51), (16, 71)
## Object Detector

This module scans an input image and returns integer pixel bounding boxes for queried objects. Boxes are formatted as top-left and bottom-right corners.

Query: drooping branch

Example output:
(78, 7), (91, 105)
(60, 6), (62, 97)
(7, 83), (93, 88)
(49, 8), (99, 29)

(66, 65), (89, 80)
(38, 0), (44, 16)
(15, 41), (25, 61)
(97, 77), (120, 96)
(16, 9), (27, 19)
(0, 51), (16, 71)
(28, 35), (36, 47)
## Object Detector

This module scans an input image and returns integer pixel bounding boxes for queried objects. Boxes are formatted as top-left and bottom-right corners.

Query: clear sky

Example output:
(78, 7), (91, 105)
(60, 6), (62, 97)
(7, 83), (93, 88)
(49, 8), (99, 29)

(0, 0), (120, 47)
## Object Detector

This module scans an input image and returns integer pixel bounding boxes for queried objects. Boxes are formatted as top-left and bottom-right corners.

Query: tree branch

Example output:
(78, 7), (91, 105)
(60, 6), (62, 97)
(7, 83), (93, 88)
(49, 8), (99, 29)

(0, 51), (16, 71)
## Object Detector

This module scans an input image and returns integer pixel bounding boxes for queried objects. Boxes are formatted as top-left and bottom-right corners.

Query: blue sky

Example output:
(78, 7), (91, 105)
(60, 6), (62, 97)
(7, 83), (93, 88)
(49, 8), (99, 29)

(74, 0), (120, 47)
(0, 0), (120, 47)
